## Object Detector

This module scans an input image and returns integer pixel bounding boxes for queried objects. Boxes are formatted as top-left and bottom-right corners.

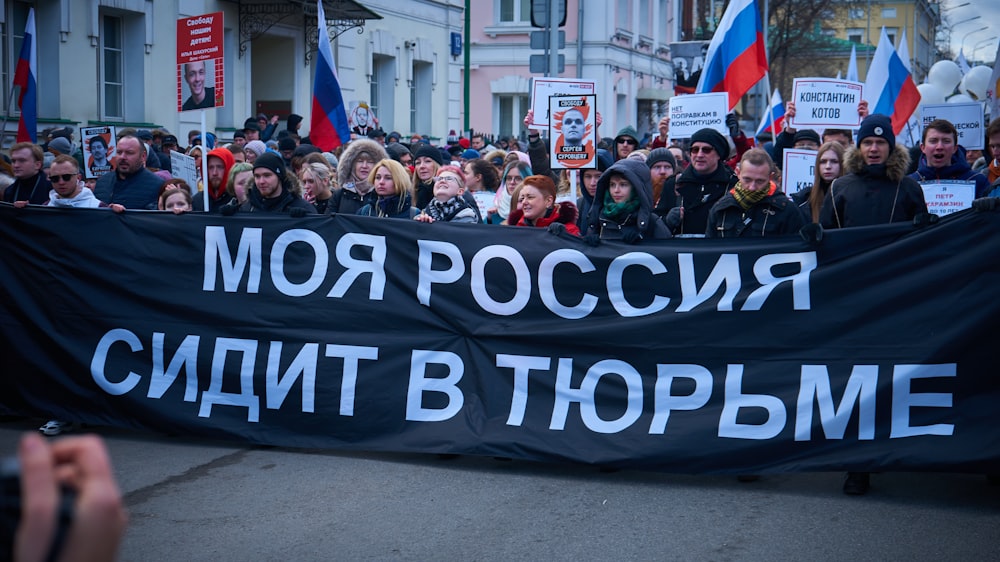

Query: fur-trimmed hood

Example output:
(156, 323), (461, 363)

(843, 143), (911, 183)
(337, 138), (389, 188)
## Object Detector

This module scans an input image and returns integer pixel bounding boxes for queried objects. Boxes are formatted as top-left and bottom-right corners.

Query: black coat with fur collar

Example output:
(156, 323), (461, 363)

(819, 144), (927, 229)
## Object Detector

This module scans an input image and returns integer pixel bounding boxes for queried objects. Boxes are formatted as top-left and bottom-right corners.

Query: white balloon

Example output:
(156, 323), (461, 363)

(928, 60), (963, 94)
(947, 93), (975, 104)
(916, 83), (944, 111)
(960, 65), (993, 100)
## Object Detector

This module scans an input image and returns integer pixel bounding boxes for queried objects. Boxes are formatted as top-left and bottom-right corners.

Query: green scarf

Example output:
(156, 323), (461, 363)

(602, 190), (640, 223)
(731, 182), (769, 211)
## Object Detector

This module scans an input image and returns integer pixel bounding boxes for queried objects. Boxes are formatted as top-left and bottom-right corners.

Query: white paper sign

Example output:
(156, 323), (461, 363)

(668, 93), (729, 140)
(920, 180), (975, 216)
(529, 78), (597, 127)
(920, 102), (985, 151)
(549, 95), (597, 170)
(781, 148), (818, 195)
(170, 150), (199, 194)
(788, 78), (864, 128)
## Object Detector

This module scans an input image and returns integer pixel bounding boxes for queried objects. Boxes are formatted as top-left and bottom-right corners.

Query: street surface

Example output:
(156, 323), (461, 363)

(1, 419), (997, 561)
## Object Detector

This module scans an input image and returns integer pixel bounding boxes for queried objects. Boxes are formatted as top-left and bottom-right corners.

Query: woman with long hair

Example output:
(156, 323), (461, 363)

(802, 142), (846, 223)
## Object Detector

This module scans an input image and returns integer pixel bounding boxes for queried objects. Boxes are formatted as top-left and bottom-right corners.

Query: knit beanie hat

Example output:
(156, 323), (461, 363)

(690, 128), (730, 160)
(254, 152), (286, 178)
(646, 147), (677, 170)
(413, 143), (444, 166)
(278, 137), (297, 152)
(244, 140), (267, 158)
(857, 114), (895, 152)
(48, 137), (73, 155)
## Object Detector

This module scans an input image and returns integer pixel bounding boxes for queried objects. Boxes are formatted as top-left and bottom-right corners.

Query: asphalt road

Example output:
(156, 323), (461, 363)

(1, 419), (998, 561)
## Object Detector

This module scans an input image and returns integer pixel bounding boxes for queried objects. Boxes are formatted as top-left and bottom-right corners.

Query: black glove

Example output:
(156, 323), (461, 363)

(725, 113), (740, 138)
(547, 222), (567, 236)
(972, 197), (1000, 212)
(582, 233), (601, 247)
(663, 207), (683, 233)
(621, 225), (642, 244)
(912, 212), (939, 228)
(219, 201), (239, 216)
(799, 222), (823, 244)
(289, 207), (307, 218)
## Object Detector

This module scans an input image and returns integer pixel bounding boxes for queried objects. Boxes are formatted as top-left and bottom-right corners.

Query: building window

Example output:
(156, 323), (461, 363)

(100, 15), (124, 120)
(848, 8), (864, 19)
(886, 28), (897, 47)
(411, 61), (432, 135)
(499, 0), (530, 23)
(617, 1), (631, 29)
(496, 94), (529, 139)
(847, 28), (864, 44)
(882, 8), (896, 19)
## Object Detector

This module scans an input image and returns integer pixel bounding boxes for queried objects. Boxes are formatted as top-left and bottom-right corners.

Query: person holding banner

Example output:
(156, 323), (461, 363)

(986, 118), (1000, 190)
(705, 148), (804, 238)
(663, 128), (738, 236)
(414, 165), (478, 224)
(193, 147), (236, 212)
(797, 142), (846, 223)
(92, 136), (163, 210)
(505, 175), (580, 235)
(585, 158), (671, 243)
(907, 119), (990, 197)
(332, 139), (388, 215)
(358, 159), (417, 219)
(233, 153), (315, 216)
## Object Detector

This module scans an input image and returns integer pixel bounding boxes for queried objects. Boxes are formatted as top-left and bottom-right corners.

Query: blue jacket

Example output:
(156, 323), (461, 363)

(908, 150), (990, 198)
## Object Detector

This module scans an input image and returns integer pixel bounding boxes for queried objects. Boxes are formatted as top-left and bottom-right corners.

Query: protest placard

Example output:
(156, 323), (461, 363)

(170, 150), (199, 192)
(668, 93), (728, 140)
(529, 78), (596, 127)
(920, 180), (975, 217)
(549, 95), (596, 170)
(920, 102), (985, 150)
(81, 126), (117, 179)
(781, 148), (817, 195)
(177, 12), (224, 111)
(788, 78), (864, 129)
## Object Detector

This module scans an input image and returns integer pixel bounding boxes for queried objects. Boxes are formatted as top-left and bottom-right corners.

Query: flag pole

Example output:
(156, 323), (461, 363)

(0, 83), (18, 149)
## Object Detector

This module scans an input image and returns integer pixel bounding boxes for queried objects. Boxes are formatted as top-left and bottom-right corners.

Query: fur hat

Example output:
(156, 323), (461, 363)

(690, 128), (730, 160)
(857, 114), (895, 152)
(646, 147), (676, 170)
(413, 143), (444, 166)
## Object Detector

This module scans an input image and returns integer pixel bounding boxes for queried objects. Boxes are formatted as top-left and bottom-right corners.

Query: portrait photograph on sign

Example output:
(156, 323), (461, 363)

(179, 59), (222, 111)
(176, 12), (225, 112)
(81, 125), (118, 179)
(549, 95), (596, 170)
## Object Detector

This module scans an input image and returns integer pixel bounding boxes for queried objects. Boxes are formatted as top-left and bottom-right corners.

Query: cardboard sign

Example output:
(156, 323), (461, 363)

(920, 180), (975, 217)
(177, 12), (224, 111)
(81, 126), (118, 179)
(781, 148), (818, 195)
(529, 78), (596, 127)
(549, 95), (596, 170)
(788, 79), (864, 129)
(668, 93), (728, 140)
(920, 102), (985, 150)
(170, 150), (199, 193)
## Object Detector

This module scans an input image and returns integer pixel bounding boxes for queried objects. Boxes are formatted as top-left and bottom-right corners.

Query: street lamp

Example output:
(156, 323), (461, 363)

(941, 1), (971, 12)
(961, 26), (989, 52)
(972, 36), (998, 62)
(949, 15), (982, 29)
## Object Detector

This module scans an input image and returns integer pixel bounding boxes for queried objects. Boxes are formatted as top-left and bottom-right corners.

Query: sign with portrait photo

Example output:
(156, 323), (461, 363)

(528, 78), (596, 128)
(176, 12), (225, 112)
(81, 126), (118, 179)
(549, 95), (596, 170)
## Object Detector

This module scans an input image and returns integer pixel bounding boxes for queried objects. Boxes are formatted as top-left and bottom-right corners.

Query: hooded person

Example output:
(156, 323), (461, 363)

(586, 158), (671, 243)
(331, 138), (389, 215)
(665, 127), (738, 236)
(234, 152), (316, 215)
(194, 147), (236, 212)
(575, 148), (613, 232)
(820, 114), (927, 229)
(613, 126), (640, 161)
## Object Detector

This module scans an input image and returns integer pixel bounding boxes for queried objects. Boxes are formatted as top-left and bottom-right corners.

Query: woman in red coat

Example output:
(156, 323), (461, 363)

(505, 175), (581, 235)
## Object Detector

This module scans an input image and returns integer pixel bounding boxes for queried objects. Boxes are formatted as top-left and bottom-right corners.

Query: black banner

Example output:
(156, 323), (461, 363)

(2, 204), (999, 473)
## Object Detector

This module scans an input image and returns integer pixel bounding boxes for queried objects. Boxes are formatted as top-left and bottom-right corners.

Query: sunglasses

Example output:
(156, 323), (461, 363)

(616, 138), (638, 146)
(51, 173), (78, 183)
(690, 145), (715, 154)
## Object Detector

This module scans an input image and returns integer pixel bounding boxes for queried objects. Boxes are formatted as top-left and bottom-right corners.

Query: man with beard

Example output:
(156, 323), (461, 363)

(194, 147), (236, 212)
(648, 147), (678, 215)
(93, 136), (164, 209)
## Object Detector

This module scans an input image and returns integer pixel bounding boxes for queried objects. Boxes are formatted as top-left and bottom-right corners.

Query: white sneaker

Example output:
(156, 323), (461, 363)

(38, 420), (75, 436)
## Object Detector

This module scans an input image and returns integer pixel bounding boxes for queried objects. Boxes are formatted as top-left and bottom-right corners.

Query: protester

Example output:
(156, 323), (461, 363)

(358, 159), (417, 219)
(505, 175), (580, 235)
(332, 138), (387, 215)
(243, 140), (266, 165)
(22, 155), (121, 211)
(3, 143), (52, 205)
(576, 149), (612, 233)
(411, 144), (443, 209)
(462, 158), (499, 219)
(986, 117), (1000, 191)
(648, 147), (678, 215)
(907, 119), (990, 197)
(799, 142), (846, 223)
(159, 187), (193, 214)
(232, 152), (316, 215)
(193, 147), (236, 212)
(225, 162), (253, 206)
(93, 136), (163, 210)
(300, 162), (335, 214)
(706, 148), (804, 237)
(415, 165), (478, 224)
(613, 126), (640, 161)
(490, 161), (532, 224)
(663, 128), (738, 236)
(820, 114), (928, 230)
(777, 100), (868, 166)
(585, 158), (670, 242)
(648, 116), (671, 149)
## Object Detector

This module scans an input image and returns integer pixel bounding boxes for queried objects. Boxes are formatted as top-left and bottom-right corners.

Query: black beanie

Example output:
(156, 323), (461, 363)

(413, 143), (443, 166)
(254, 152), (286, 179)
(792, 129), (821, 146)
(278, 137), (297, 152)
(690, 128), (730, 160)
(646, 147), (677, 170)
(857, 114), (895, 152)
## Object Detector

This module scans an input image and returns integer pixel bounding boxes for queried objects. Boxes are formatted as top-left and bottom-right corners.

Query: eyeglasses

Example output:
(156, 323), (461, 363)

(433, 175), (460, 184)
(51, 173), (77, 183)
(617, 138), (638, 146)
(505, 175), (523, 184)
(690, 145), (715, 154)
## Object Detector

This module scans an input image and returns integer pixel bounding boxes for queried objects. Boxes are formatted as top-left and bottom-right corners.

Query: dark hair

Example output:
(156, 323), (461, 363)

(89, 135), (109, 150)
(987, 117), (1000, 139)
(464, 158), (500, 192)
(822, 129), (853, 144)
(922, 119), (958, 145)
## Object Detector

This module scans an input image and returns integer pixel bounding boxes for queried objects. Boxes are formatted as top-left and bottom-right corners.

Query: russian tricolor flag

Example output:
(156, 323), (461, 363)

(310, 0), (351, 151)
(695, 0), (768, 111)
(13, 8), (36, 143)
(755, 89), (784, 138)
(864, 27), (920, 136)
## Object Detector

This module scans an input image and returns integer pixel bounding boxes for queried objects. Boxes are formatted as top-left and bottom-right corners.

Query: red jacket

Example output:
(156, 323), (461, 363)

(507, 201), (581, 235)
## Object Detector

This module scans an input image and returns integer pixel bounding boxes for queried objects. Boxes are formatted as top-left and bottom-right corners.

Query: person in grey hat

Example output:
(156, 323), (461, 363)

(663, 127), (738, 235)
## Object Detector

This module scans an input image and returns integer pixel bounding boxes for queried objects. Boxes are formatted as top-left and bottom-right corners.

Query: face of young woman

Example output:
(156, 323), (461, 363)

(163, 192), (192, 214)
(415, 157), (437, 182)
(818, 150), (842, 182)
(519, 185), (553, 222)
(373, 166), (396, 197)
